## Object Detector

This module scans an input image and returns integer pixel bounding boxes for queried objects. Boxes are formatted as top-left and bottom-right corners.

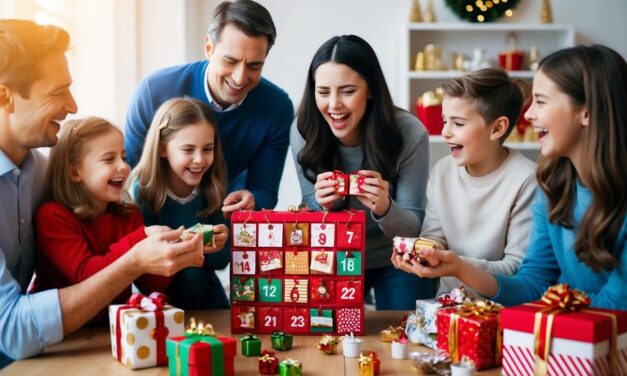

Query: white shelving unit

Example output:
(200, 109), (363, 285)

(399, 23), (574, 166)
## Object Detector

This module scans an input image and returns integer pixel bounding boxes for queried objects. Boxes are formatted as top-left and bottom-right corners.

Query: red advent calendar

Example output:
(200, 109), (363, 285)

(230, 210), (365, 336)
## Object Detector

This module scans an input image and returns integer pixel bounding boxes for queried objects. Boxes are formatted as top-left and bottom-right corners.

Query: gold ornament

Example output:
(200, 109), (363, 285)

(539, 0), (553, 24)
(409, 0), (423, 22)
(424, 0), (437, 22)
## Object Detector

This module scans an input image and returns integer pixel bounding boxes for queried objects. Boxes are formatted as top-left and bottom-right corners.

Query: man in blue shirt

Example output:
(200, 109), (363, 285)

(0, 19), (204, 367)
(124, 0), (294, 309)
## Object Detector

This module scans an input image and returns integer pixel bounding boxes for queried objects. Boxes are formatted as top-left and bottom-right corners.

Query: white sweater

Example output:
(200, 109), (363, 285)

(420, 148), (537, 294)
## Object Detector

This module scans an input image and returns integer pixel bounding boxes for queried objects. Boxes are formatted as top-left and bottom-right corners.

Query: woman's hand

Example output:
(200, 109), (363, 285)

(354, 170), (391, 217)
(315, 171), (343, 210)
(202, 224), (228, 254)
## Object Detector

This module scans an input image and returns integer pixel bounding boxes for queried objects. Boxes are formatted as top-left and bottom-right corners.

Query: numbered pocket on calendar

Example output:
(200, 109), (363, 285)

(285, 249), (309, 275)
(232, 250), (256, 275)
(284, 223), (309, 246)
(309, 278), (335, 303)
(258, 223), (283, 247)
(336, 222), (363, 248)
(231, 277), (255, 302)
(233, 223), (257, 247)
(336, 251), (362, 276)
(258, 250), (283, 273)
(258, 278), (282, 303)
(310, 308), (334, 333)
(336, 308), (363, 335)
(310, 250), (334, 274)
(336, 279), (363, 303)
(311, 223), (335, 247)
(284, 278), (308, 304)
(258, 306), (283, 334)
(283, 307), (310, 334)
(231, 306), (256, 331)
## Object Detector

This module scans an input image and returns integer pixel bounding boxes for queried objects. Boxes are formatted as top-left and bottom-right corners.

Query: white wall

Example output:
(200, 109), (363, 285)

(3, 0), (626, 210)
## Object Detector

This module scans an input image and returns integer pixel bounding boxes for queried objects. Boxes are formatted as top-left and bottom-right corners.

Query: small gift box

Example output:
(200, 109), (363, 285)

(415, 90), (443, 135)
(317, 335), (340, 354)
(349, 173), (366, 195)
(166, 318), (236, 376)
(258, 349), (279, 375)
(109, 292), (184, 369)
(393, 236), (440, 264)
(182, 223), (214, 246)
(240, 334), (262, 356)
(271, 331), (294, 351)
(498, 32), (525, 71)
(380, 325), (403, 342)
(436, 300), (502, 370)
(358, 351), (380, 376)
(331, 170), (350, 196)
(501, 284), (627, 376)
(278, 358), (302, 376)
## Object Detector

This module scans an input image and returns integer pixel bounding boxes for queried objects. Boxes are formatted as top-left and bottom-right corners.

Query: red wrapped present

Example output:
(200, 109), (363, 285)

(436, 300), (502, 370)
(501, 284), (627, 376)
(258, 349), (279, 374)
(166, 319), (236, 376)
(349, 173), (366, 195)
(331, 170), (350, 196)
(416, 103), (443, 135)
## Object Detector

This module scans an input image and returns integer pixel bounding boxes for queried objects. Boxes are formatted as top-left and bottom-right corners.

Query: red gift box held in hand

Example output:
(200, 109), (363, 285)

(436, 300), (503, 370)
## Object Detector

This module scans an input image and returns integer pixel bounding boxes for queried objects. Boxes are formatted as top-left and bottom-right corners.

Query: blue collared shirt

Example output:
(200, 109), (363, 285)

(0, 149), (63, 363)
(203, 64), (246, 112)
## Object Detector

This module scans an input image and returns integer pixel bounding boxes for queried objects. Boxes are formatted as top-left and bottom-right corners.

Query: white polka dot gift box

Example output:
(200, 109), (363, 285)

(500, 284), (627, 376)
(109, 292), (185, 369)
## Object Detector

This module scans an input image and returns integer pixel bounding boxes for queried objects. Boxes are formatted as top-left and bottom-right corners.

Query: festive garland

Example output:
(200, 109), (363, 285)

(445, 0), (520, 23)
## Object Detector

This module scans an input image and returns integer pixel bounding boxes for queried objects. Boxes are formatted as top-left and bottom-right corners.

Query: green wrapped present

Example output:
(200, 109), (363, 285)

(279, 358), (302, 376)
(240, 334), (262, 356)
(183, 223), (214, 246)
(271, 331), (293, 351)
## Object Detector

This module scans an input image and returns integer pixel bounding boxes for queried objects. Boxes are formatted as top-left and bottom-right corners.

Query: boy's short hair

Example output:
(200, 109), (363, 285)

(0, 19), (70, 98)
(440, 68), (529, 143)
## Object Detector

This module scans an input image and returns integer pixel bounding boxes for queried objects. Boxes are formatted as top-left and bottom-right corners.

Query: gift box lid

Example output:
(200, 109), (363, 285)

(501, 302), (627, 343)
(167, 336), (236, 366)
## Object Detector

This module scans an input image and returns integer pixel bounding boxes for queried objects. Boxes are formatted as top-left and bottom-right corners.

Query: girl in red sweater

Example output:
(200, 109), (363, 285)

(31, 117), (172, 323)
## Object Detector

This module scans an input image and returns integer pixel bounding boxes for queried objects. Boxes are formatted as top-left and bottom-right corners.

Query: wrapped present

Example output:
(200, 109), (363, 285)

(317, 335), (340, 354)
(258, 349), (279, 375)
(240, 334), (262, 356)
(231, 277), (255, 302)
(109, 292), (184, 369)
(410, 350), (451, 374)
(380, 325), (403, 342)
(182, 223), (214, 246)
(310, 250), (334, 274)
(166, 318), (236, 376)
(498, 32), (525, 71)
(331, 170), (350, 196)
(501, 284), (627, 376)
(415, 90), (443, 135)
(436, 300), (502, 370)
(349, 173), (365, 195)
(358, 351), (380, 376)
(278, 358), (302, 376)
(271, 331), (294, 351)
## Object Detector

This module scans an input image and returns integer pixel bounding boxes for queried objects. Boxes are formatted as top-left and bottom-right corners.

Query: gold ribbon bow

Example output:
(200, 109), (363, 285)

(448, 300), (503, 365)
(185, 317), (215, 336)
(528, 284), (617, 376)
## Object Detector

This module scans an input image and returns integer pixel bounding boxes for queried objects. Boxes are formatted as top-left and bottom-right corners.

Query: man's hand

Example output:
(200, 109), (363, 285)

(222, 189), (255, 217)
(132, 227), (204, 276)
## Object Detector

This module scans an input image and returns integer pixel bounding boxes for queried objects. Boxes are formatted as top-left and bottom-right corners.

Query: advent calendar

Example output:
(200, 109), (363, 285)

(230, 209), (365, 336)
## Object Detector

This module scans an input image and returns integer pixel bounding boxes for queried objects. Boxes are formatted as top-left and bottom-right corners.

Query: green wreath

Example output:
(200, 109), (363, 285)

(445, 0), (520, 23)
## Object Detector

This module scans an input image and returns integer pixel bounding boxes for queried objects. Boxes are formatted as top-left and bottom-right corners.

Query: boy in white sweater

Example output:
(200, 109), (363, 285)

(392, 68), (537, 294)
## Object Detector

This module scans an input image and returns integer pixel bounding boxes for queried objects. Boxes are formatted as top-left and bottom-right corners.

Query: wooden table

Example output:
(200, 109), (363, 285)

(1, 310), (500, 375)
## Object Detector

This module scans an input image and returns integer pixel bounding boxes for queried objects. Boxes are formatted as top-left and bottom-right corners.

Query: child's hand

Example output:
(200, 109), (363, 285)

(222, 189), (255, 218)
(315, 171), (342, 210)
(390, 248), (462, 279)
(144, 225), (172, 237)
(416, 247), (441, 267)
(202, 224), (228, 254)
(354, 170), (391, 217)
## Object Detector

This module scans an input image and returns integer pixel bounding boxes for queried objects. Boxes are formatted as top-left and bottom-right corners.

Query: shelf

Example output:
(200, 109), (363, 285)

(429, 135), (540, 150)
(408, 70), (535, 80)
(407, 23), (574, 32)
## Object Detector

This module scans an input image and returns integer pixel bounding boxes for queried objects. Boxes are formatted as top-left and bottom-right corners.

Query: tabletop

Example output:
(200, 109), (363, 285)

(1, 310), (501, 375)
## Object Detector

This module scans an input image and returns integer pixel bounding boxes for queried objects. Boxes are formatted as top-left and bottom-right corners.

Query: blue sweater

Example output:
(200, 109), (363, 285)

(493, 183), (627, 309)
(124, 60), (294, 210)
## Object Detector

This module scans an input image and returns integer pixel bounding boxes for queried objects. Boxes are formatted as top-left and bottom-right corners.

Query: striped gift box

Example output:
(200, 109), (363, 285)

(501, 303), (627, 376)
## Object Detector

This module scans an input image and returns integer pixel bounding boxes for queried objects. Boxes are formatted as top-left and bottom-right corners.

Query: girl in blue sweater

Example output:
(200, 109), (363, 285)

(130, 97), (230, 309)
(402, 45), (627, 309)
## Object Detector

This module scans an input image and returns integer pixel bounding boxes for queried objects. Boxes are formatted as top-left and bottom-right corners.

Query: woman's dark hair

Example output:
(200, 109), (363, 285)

(296, 35), (402, 184)
(536, 45), (627, 272)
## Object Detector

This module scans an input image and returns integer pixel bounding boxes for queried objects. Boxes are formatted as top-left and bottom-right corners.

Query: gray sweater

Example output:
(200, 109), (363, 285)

(290, 110), (430, 269)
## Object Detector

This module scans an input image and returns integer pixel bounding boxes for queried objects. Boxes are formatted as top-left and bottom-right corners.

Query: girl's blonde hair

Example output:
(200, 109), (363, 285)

(131, 97), (227, 218)
(46, 116), (134, 220)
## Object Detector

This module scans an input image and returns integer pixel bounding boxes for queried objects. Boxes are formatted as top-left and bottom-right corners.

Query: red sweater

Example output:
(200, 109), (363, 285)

(32, 202), (172, 322)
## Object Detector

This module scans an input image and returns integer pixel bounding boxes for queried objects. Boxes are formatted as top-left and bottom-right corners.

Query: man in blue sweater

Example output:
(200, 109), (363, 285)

(124, 0), (294, 309)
